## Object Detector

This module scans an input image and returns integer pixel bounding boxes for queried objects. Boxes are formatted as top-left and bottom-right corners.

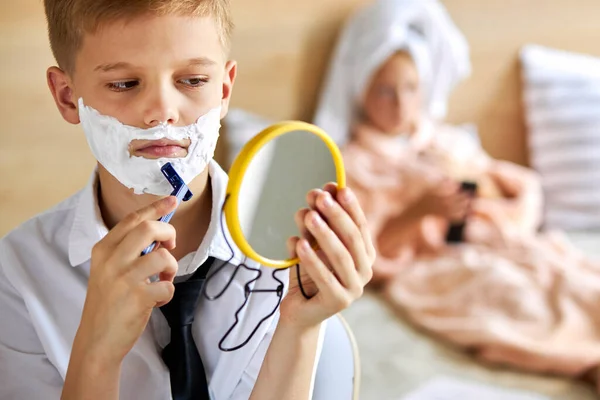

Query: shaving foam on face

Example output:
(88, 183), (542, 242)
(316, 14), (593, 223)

(78, 98), (221, 195)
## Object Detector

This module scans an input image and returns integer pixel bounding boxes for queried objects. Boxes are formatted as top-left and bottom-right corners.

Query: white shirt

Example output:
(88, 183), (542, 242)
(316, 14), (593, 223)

(0, 160), (309, 399)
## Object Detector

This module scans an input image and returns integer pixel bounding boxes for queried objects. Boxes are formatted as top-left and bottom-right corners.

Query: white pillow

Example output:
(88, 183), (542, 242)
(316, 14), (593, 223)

(521, 44), (600, 230)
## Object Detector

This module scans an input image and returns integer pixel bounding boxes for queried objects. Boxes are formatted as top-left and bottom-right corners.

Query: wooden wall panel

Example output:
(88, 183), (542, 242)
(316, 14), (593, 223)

(2, 0), (600, 235)
(229, 0), (600, 166)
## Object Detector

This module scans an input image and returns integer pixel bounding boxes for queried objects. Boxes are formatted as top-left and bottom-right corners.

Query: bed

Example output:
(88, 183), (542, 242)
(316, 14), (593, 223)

(341, 232), (600, 400)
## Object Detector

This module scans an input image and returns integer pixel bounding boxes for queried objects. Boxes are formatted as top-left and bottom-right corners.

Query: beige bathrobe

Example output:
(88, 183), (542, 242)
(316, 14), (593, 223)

(343, 119), (600, 381)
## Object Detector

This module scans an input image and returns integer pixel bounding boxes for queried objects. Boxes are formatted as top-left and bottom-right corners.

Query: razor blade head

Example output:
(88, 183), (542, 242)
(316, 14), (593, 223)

(161, 162), (193, 202)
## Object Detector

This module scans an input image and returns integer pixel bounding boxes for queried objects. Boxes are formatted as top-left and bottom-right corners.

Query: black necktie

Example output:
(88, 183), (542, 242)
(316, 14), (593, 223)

(160, 256), (215, 400)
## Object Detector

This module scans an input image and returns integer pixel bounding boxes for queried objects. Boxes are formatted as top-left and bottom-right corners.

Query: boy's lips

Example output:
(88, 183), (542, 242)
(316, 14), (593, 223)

(130, 139), (190, 159)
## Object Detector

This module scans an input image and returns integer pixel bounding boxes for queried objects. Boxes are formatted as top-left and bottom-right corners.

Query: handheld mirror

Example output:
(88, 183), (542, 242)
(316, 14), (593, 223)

(224, 121), (346, 269)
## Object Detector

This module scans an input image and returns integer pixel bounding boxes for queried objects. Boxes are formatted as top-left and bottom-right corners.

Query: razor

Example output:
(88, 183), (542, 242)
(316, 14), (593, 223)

(142, 162), (193, 282)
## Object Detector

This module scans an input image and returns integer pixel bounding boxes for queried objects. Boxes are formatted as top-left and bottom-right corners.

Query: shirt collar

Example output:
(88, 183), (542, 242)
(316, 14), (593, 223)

(68, 160), (242, 267)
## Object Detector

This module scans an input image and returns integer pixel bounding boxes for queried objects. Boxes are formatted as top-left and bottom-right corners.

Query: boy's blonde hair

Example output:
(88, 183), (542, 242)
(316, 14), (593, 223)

(44, 0), (234, 73)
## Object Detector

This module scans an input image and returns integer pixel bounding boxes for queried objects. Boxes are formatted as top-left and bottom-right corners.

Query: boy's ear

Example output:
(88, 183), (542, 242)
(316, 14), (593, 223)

(47, 67), (80, 125)
(220, 60), (237, 119)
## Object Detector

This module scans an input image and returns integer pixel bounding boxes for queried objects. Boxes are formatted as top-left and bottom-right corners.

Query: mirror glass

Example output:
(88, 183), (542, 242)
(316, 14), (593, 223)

(236, 130), (337, 262)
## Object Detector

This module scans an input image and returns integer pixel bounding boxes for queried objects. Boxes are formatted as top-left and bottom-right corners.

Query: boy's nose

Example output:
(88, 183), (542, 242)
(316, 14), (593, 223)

(143, 93), (179, 127)
(145, 109), (178, 127)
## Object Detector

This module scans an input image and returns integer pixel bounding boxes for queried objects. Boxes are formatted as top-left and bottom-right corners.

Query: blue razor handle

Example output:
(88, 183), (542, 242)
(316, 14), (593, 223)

(142, 163), (193, 282)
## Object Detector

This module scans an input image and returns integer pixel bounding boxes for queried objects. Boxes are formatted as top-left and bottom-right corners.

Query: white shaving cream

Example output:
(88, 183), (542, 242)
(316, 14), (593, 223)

(78, 98), (221, 195)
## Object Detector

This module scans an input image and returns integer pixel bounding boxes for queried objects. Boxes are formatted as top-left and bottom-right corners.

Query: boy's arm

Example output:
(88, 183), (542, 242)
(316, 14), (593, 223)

(228, 311), (324, 400)
(60, 197), (179, 400)
(249, 321), (321, 400)
(60, 346), (122, 400)
(250, 185), (374, 400)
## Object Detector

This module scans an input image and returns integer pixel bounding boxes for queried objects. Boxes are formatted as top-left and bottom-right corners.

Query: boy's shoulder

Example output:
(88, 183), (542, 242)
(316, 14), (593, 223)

(0, 187), (84, 265)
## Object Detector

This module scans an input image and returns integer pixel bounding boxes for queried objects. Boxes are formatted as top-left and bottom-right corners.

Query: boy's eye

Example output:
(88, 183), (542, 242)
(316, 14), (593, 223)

(107, 81), (139, 92)
(179, 77), (209, 87)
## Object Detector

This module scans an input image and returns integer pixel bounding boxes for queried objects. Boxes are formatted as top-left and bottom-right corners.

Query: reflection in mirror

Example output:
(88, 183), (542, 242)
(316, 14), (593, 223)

(237, 130), (337, 262)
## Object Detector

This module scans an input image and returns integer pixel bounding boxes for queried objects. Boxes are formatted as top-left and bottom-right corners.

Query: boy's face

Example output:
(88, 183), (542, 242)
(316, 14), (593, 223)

(362, 52), (421, 136)
(48, 14), (235, 159)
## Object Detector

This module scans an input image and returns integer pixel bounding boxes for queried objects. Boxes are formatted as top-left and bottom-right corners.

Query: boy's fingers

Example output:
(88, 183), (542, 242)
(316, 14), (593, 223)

(334, 188), (376, 263)
(287, 236), (300, 258)
(304, 210), (362, 291)
(296, 239), (345, 297)
(102, 196), (178, 249)
(322, 183), (338, 197)
(147, 281), (176, 308)
(306, 183), (337, 210)
(112, 221), (177, 265)
(130, 248), (178, 283)
(295, 208), (312, 239)
(306, 189), (323, 210)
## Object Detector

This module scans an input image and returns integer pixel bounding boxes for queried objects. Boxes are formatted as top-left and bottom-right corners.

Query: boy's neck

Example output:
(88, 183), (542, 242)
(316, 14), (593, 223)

(97, 164), (213, 261)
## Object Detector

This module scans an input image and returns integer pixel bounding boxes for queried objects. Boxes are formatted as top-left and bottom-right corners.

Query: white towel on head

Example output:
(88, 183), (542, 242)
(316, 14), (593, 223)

(313, 0), (471, 146)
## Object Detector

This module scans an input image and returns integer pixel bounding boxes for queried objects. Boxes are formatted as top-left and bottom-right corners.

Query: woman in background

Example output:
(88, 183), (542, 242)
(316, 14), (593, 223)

(343, 48), (542, 286)
(314, 0), (600, 385)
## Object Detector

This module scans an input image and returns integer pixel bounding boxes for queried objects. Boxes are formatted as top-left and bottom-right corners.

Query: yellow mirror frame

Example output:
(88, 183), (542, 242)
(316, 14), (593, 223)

(224, 121), (346, 269)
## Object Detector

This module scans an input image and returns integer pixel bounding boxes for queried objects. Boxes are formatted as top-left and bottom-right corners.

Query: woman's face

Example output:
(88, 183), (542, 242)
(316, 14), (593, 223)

(362, 51), (422, 135)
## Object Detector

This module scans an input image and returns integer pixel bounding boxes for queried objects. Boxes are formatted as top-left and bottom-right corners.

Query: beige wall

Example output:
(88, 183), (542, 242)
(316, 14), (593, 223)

(1, 2), (96, 236)
(2, 0), (600, 236)
(230, 0), (600, 166)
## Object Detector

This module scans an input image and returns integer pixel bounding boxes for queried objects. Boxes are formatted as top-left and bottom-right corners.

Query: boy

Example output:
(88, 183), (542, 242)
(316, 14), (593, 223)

(0, 1), (375, 399)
